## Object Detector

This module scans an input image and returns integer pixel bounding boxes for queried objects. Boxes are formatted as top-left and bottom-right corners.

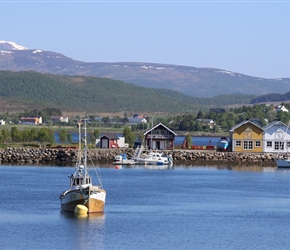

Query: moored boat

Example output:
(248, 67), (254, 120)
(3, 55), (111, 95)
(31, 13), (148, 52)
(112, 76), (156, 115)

(113, 153), (136, 165)
(59, 121), (106, 214)
(217, 137), (229, 151)
(276, 158), (290, 168)
(134, 150), (173, 165)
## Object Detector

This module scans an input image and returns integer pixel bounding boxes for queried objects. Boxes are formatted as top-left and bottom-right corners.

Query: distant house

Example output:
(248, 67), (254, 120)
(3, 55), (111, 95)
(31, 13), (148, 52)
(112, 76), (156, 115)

(20, 116), (42, 125)
(197, 119), (216, 129)
(51, 116), (69, 123)
(275, 105), (289, 112)
(0, 119), (5, 125)
(128, 117), (147, 125)
(143, 123), (177, 150)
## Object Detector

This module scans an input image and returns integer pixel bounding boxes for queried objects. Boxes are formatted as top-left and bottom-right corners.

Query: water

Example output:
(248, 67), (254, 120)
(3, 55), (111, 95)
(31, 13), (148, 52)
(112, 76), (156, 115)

(1, 164), (290, 250)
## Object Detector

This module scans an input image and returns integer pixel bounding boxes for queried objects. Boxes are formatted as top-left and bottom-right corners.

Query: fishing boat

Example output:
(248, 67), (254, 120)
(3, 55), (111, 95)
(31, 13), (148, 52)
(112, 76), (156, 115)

(59, 121), (106, 214)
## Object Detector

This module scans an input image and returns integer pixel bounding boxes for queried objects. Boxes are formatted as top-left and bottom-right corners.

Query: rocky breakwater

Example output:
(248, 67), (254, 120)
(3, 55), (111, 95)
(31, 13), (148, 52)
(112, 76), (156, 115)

(172, 150), (278, 166)
(0, 148), (78, 165)
(0, 147), (280, 167)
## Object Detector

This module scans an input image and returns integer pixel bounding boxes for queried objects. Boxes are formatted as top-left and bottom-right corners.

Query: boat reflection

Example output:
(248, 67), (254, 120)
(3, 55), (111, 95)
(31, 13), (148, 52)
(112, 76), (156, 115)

(60, 211), (106, 222)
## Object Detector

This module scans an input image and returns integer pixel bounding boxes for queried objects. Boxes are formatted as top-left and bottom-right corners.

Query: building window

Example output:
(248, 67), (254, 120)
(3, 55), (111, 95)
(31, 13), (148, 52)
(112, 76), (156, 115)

(274, 141), (284, 150)
(235, 141), (241, 147)
(266, 141), (272, 147)
(243, 140), (253, 150)
(255, 141), (261, 147)
(287, 141), (290, 149)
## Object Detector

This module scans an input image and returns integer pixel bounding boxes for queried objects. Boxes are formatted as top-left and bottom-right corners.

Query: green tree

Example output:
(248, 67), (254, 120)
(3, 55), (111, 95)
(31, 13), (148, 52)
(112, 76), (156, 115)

(186, 133), (192, 148)
(196, 110), (204, 119)
(1, 129), (11, 143)
(123, 126), (135, 146)
(37, 127), (54, 148)
(29, 128), (38, 142)
(11, 127), (21, 142)
(59, 129), (67, 144)
(67, 133), (73, 144)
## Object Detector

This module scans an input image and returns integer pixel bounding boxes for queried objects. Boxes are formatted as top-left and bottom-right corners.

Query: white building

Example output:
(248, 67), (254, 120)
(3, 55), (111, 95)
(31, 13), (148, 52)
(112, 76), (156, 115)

(128, 117), (147, 125)
(0, 119), (5, 125)
(263, 121), (290, 153)
(51, 116), (69, 123)
(275, 105), (289, 113)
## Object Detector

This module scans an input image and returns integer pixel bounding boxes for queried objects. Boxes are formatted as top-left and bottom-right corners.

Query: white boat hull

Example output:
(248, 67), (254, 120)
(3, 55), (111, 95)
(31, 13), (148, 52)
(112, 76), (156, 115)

(135, 158), (167, 165)
(113, 159), (136, 165)
(133, 151), (173, 166)
(60, 186), (106, 213)
(276, 159), (290, 168)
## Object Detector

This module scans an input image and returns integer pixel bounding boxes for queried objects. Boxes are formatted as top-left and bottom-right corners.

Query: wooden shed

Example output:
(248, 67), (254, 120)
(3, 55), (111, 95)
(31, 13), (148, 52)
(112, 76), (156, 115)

(99, 133), (119, 148)
(143, 123), (177, 150)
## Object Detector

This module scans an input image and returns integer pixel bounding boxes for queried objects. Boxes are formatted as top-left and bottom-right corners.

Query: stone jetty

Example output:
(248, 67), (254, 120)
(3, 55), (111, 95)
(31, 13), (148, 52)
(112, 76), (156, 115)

(0, 147), (282, 167)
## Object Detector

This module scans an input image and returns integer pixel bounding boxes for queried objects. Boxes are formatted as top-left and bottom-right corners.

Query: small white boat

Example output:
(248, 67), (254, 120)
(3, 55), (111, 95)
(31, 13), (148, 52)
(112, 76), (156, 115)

(113, 153), (135, 165)
(60, 121), (106, 214)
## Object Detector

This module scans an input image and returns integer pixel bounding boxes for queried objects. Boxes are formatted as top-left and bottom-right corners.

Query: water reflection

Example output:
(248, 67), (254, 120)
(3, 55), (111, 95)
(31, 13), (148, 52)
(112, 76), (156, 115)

(60, 211), (106, 249)
(60, 211), (105, 222)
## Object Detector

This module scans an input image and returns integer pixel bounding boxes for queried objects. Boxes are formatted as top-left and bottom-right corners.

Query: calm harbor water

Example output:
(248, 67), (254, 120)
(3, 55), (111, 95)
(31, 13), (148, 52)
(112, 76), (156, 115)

(1, 163), (290, 250)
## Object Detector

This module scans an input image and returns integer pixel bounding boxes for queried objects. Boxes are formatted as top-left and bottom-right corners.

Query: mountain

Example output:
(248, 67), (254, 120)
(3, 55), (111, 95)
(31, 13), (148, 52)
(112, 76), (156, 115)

(1, 41), (290, 98)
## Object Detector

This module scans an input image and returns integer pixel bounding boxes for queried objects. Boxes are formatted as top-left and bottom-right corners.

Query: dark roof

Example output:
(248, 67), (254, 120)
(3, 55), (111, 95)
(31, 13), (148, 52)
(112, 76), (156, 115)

(143, 123), (177, 136)
(100, 133), (119, 140)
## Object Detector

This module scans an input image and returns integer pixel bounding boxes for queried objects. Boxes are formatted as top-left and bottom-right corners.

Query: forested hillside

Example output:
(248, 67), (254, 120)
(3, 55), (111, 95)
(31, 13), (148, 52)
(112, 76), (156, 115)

(250, 92), (290, 104)
(0, 71), (255, 113)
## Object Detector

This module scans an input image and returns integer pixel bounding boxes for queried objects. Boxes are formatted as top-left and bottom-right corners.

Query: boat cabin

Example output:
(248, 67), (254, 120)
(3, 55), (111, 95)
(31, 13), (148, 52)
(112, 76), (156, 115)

(70, 174), (92, 187)
(143, 123), (177, 150)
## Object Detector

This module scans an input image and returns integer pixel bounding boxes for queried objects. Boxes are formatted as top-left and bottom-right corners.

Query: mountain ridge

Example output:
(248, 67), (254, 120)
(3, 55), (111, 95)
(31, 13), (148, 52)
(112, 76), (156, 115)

(1, 40), (290, 97)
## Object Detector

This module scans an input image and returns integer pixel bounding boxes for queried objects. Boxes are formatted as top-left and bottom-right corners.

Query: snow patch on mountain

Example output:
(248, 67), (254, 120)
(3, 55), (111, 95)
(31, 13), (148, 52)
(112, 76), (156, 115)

(0, 40), (28, 50)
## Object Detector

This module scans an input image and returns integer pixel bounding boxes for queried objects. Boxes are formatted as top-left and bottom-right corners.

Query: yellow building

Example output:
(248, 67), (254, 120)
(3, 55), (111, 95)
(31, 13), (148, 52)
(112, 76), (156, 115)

(230, 120), (263, 153)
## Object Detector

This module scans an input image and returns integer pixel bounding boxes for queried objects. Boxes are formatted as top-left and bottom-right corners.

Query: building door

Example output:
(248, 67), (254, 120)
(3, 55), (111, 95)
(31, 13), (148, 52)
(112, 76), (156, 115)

(102, 139), (109, 148)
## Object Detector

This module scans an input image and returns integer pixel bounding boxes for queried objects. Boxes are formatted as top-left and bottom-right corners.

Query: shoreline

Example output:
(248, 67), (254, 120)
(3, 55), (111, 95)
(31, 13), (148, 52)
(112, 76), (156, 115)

(0, 148), (280, 167)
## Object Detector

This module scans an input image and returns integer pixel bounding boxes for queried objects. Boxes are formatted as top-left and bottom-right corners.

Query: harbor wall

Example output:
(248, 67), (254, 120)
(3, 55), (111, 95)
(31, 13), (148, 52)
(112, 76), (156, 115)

(0, 147), (281, 167)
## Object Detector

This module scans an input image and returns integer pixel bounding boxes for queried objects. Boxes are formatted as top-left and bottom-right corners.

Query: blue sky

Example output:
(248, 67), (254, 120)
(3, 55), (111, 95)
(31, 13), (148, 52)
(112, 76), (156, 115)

(1, 1), (290, 78)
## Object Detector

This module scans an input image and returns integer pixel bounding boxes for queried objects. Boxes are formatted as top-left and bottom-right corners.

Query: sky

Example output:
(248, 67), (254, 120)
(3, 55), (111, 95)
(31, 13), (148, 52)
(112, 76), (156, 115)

(1, 0), (290, 79)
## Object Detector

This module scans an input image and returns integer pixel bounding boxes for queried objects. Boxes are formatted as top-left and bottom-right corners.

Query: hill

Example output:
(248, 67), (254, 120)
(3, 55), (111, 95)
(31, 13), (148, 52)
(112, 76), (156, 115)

(1, 41), (290, 98)
(0, 71), (255, 113)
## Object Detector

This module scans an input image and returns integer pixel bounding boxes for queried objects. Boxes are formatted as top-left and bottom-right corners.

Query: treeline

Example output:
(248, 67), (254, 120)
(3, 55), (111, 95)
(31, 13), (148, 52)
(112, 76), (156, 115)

(251, 92), (290, 104)
(0, 70), (256, 113)
(0, 127), (55, 148)
(0, 126), (101, 148)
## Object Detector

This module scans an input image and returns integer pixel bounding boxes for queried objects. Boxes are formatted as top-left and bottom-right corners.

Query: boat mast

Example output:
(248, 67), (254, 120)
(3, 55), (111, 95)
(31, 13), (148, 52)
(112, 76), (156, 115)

(83, 117), (89, 174)
(77, 121), (82, 162)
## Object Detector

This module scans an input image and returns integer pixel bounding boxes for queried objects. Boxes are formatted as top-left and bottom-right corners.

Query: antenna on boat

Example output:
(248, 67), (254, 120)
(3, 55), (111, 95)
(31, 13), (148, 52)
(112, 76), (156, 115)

(84, 116), (88, 170)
